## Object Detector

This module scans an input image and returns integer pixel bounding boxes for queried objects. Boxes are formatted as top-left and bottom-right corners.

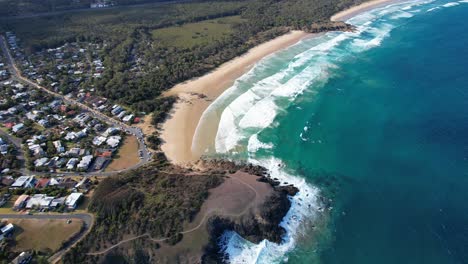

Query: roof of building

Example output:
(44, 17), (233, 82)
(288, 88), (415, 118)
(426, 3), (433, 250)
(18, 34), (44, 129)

(13, 194), (29, 207)
(11, 176), (35, 188)
(65, 193), (83, 207)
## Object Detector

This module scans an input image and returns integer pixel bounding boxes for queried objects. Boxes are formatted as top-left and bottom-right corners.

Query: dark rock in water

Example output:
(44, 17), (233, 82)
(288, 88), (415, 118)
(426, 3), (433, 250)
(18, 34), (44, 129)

(276, 185), (299, 196)
(202, 181), (294, 263)
(199, 160), (300, 263)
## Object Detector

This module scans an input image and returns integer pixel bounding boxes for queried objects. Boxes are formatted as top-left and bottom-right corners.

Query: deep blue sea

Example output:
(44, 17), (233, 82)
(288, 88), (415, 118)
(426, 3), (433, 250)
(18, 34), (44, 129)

(201, 0), (468, 263)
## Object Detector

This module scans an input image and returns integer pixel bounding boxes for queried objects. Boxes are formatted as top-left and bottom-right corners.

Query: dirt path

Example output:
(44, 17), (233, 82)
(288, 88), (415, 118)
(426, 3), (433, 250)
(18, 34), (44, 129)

(86, 176), (258, 256)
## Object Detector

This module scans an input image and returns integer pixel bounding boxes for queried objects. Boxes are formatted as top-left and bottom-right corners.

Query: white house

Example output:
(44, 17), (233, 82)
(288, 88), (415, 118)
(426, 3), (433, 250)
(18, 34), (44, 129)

(65, 193), (83, 209)
(11, 176), (36, 188)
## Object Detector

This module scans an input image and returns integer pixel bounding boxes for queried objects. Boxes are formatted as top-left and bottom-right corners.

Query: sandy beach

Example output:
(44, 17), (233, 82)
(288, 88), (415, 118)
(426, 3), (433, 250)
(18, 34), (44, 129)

(331, 0), (404, 21)
(161, 0), (401, 165)
(161, 30), (310, 164)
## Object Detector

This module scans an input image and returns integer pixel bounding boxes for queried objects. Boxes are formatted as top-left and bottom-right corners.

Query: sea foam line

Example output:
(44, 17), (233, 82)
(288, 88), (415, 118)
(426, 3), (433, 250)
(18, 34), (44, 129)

(213, 0), (451, 263)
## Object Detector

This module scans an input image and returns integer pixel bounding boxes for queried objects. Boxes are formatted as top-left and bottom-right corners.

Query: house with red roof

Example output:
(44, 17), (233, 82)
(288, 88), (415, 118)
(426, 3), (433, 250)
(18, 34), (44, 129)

(35, 178), (50, 189)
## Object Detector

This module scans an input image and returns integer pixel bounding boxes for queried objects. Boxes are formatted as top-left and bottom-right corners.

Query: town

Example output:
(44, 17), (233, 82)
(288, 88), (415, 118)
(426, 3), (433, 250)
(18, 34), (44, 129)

(0, 30), (152, 263)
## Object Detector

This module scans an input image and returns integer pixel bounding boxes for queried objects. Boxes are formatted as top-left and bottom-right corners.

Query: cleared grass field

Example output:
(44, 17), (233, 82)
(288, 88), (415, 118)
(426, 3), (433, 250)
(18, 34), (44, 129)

(1, 1), (246, 52)
(151, 15), (247, 49)
(8, 218), (83, 253)
(105, 135), (140, 171)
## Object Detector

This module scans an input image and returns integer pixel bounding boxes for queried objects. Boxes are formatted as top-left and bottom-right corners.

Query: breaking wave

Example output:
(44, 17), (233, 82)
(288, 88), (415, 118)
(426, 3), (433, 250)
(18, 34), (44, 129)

(195, 0), (460, 262)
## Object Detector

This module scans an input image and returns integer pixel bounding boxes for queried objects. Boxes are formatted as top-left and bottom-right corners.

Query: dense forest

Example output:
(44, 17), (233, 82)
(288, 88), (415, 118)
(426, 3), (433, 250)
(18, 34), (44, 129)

(63, 160), (224, 263)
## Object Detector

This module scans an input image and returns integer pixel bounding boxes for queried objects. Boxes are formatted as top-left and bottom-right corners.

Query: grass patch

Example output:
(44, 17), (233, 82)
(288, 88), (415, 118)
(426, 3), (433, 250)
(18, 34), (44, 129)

(8, 218), (83, 253)
(105, 135), (140, 172)
(151, 15), (246, 49)
(0, 196), (17, 214)
(1, 1), (246, 52)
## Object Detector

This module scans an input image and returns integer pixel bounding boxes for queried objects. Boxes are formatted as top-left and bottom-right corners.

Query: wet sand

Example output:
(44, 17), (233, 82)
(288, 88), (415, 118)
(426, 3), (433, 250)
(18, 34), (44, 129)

(331, 0), (404, 21)
(160, 30), (310, 165)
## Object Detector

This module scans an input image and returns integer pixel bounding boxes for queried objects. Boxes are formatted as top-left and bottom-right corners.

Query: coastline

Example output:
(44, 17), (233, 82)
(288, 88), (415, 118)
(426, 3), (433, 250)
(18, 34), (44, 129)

(331, 0), (405, 21)
(160, 0), (402, 166)
(160, 30), (311, 164)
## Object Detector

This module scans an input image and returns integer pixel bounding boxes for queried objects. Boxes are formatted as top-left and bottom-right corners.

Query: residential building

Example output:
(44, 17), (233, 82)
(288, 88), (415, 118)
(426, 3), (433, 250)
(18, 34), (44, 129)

(65, 193), (83, 209)
(11, 176), (36, 188)
(77, 155), (93, 170)
(13, 194), (29, 210)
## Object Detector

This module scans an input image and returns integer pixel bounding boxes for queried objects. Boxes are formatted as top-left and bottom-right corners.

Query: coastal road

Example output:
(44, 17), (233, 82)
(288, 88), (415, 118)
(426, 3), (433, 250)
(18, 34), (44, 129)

(0, 213), (94, 263)
(0, 35), (152, 177)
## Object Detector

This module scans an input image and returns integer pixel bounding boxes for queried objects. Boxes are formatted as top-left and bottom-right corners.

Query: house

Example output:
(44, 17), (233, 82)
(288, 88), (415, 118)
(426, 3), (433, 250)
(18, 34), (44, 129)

(0, 223), (14, 234)
(103, 127), (119, 137)
(122, 114), (134, 123)
(106, 136), (121, 148)
(0, 144), (8, 155)
(67, 148), (81, 157)
(65, 193), (83, 209)
(34, 157), (49, 167)
(77, 155), (93, 170)
(38, 119), (49, 127)
(50, 197), (66, 208)
(117, 110), (126, 119)
(53, 140), (65, 153)
(7, 107), (17, 114)
(55, 158), (67, 168)
(75, 177), (90, 189)
(13, 194), (29, 210)
(66, 158), (78, 170)
(58, 178), (77, 189)
(25, 112), (38, 121)
(1, 176), (15, 186)
(12, 123), (24, 133)
(111, 106), (123, 116)
(25, 194), (54, 209)
(92, 136), (106, 146)
(74, 113), (90, 124)
(11, 251), (31, 264)
(48, 177), (61, 186)
(93, 156), (108, 170)
(35, 178), (50, 189)
(11, 176), (36, 188)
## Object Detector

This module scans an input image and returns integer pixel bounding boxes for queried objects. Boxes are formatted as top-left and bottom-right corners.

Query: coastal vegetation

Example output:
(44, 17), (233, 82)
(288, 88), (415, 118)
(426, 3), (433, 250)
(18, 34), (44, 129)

(62, 161), (224, 263)
(1, 0), (358, 113)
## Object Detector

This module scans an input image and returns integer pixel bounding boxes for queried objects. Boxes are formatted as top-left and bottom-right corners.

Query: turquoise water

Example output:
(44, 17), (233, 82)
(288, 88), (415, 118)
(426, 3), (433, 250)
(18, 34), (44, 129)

(203, 1), (468, 263)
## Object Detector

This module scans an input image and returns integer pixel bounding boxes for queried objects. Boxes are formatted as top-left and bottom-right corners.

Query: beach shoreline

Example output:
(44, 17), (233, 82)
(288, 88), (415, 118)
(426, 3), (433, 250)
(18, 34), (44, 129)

(331, 0), (405, 21)
(160, 0), (402, 165)
(160, 30), (311, 164)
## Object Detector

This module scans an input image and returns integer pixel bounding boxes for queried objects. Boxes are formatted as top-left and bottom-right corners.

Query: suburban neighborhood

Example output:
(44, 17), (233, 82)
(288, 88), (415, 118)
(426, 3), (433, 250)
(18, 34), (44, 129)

(0, 30), (153, 263)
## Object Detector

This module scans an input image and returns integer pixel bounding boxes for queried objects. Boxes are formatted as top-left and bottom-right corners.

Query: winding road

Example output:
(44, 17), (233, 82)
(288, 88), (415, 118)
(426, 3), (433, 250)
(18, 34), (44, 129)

(0, 35), (152, 177)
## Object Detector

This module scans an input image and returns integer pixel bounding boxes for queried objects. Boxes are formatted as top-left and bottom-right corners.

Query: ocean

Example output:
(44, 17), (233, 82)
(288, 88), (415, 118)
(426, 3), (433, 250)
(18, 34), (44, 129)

(202, 0), (468, 263)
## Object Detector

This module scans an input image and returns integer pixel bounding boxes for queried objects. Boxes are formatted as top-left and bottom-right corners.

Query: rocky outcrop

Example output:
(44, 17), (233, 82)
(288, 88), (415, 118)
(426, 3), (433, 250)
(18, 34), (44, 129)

(201, 165), (298, 264)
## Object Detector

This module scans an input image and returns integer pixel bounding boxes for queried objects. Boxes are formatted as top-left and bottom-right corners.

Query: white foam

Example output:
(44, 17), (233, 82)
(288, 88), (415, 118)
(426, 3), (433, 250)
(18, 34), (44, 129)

(460, 0), (468, 3)
(221, 157), (321, 263)
(390, 10), (415, 19)
(443, 2), (460, 7)
(247, 134), (273, 153)
(209, 0), (448, 262)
